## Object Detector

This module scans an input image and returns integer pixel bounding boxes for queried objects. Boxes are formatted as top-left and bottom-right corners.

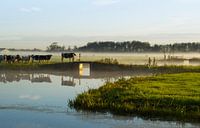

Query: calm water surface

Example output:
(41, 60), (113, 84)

(0, 70), (199, 128)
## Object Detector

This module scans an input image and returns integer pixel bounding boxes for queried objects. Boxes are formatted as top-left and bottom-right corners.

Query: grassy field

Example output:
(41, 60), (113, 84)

(69, 73), (200, 122)
(50, 54), (148, 64)
(2, 51), (200, 65)
(48, 54), (200, 66)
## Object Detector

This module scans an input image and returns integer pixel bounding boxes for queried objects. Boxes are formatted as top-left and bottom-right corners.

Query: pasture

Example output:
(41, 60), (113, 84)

(1, 51), (200, 65)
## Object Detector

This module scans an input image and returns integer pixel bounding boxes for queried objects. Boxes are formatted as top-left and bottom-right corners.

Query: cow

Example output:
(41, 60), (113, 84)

(21, 55), (31, 63)
(4, 55), (21, 63)
(45, 55), (52, 61)
(31, 55), (52, 63)
(15, 55), (21, 63)
(61, 53), (76, 62)
(0, 55), (5, 63)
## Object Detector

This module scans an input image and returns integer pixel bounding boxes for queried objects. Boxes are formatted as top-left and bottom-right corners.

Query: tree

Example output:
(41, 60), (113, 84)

(47, 42), (65, 52)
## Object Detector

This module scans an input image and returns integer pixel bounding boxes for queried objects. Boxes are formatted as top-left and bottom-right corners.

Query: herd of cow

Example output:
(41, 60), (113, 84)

(0, 53), (76, 63)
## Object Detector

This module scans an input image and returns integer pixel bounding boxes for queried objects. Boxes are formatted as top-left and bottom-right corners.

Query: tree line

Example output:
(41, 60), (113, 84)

(46, 41), (200, 53)
(1, 41), (200, 53)
(76, 41), (200, 53)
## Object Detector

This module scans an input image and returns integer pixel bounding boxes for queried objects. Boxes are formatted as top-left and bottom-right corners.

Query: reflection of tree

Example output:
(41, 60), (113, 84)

(61, 76), (75, 86)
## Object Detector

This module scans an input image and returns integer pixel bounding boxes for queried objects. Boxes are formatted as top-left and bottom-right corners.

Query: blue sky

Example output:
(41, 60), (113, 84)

(1, 0), (200, 49)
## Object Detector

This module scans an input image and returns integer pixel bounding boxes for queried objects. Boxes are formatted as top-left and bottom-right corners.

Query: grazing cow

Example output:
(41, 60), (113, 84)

(21, 55), (31, 63)
(31, 55), (52, 63)
(61, 53), (76, 62)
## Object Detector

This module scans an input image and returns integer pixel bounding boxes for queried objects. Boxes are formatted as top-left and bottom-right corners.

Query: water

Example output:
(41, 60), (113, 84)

(0, 70), (199, 128)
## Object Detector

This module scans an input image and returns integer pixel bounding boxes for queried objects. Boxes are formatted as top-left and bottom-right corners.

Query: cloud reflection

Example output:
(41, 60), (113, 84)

(19, 95), (41, 101)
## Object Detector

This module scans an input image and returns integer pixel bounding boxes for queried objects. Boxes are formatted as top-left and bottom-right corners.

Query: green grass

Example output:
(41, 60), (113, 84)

(50, 54), (148, 64)
(0, 62), (40, 69)
(69, 73), (200, 122)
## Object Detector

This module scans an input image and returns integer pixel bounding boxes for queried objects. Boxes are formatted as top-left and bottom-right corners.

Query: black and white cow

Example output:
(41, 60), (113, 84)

(21, 55), (31, 63)
(31, 55), (52, 63)
(61, 53), (76, 62)
(4, 55), (21, 63)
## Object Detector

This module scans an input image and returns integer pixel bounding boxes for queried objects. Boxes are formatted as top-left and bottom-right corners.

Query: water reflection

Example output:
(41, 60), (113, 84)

(61, 76), (75, 86)
(0, 72), (52, 84)
(79, 63), (90, 76)
(0, 69), (144, 86)
(0, 70), (199, 128)
(31, 74), (51, 83)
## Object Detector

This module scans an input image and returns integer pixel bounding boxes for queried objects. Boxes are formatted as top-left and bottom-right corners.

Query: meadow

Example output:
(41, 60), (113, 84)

(3, 51), (200, 65)
(69, 73), (200, 122)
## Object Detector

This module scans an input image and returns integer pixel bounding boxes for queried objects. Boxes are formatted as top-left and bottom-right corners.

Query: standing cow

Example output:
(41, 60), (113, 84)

(31, 55), (52, 63)
(61, 53), (76, 62)
(4, 55), (21, 63)
(21, 55), (31, 63)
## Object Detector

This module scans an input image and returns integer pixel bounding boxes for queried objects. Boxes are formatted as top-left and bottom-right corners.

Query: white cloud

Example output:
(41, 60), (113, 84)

(20, 7), (41, 13)
(92, 0), (121, 5)
(19, 94), (41, 101)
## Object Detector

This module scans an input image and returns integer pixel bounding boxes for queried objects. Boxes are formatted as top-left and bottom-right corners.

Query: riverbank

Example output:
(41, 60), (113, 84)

(69, 73), (200, 122)
(0, 62), (200, 73)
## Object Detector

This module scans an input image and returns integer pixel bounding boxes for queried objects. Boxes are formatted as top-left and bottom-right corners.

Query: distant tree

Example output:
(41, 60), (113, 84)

(47, 42), (65, 52)
(67, 46), (71, 51)
(77, 41), (152, 52)
(73, 45), (78, 51)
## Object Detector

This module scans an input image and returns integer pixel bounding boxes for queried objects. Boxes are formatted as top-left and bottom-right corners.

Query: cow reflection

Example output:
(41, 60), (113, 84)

(0, 73), (31, 83)
(0, 73), (80, 85)
(6, 74), (22, 82)
(61, 76), (75, 86)
(20, 74), (31, 81)
(0, 73), (51, 83)
(0, 74), (6, 83)
(31, 74), (52, 83)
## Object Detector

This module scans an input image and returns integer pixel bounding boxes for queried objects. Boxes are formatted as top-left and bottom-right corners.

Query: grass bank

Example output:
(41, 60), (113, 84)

(69, 73), (200, 122)
(0, 62), (200, 74)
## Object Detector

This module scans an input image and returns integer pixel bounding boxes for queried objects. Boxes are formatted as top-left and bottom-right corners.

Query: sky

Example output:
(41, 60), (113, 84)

(1, 0), (200, 49)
